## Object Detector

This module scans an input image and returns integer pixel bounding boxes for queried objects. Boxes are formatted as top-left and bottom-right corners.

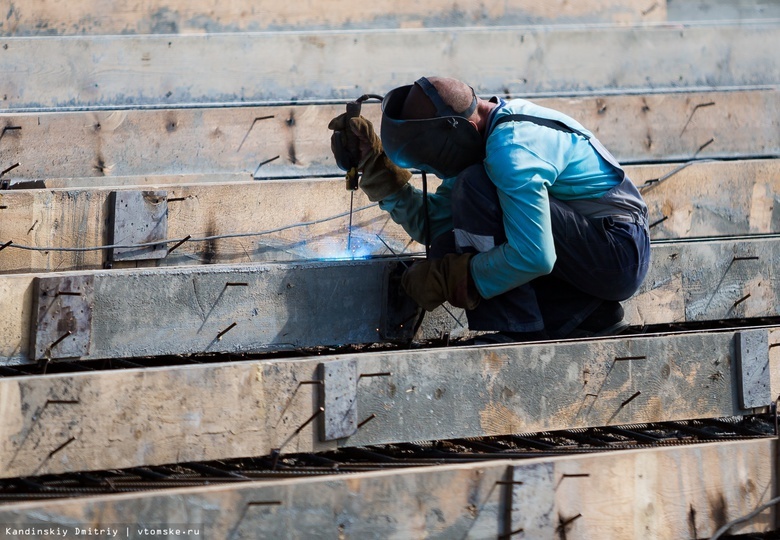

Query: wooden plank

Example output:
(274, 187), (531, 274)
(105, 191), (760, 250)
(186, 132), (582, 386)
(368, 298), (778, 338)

(3, 159), (778, 274)
(1, 23), (778, 109)
(633, 159), (780, 239)
(3, 236), (780, 363)
(0, 328), (773, 480)
(629, 237), (779, 326)
(0, 440), (774, 538)
(1, 0), (666, 36)
(0, 179), (413, 274)
(0, 89), (777, 181)
(667, 0), (780, 22)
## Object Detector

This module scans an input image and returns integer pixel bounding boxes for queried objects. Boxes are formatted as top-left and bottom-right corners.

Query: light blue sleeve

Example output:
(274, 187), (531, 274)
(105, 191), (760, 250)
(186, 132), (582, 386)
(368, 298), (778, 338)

(469, 127), (559, 299)
(378, 179), (455, 245)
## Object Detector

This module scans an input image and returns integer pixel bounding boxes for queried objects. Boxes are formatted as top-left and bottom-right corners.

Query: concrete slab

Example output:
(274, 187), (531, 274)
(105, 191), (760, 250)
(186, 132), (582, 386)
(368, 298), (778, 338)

(3, 159), (779, 274)
(0, 439), (774, 539)
(0, 0), (666, 36)
(0, 327), (771, 478)
(0, 259), (419, 364)
(1, 23), (779, 108)
(0, 90), (776, 181)
(2, 236), (780, 363)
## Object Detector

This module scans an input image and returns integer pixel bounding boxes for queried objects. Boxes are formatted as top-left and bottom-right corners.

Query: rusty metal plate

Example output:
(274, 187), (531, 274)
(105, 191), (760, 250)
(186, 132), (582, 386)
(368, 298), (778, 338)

(30, 275), (95, 360)
(111, 190), (168, 261)
(735, 329), (771, 409)
(319, 359), (358, 441)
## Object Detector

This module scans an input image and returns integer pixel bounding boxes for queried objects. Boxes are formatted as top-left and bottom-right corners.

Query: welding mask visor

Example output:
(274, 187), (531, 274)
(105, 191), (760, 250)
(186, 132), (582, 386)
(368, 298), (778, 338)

(380, 81), (484, 179)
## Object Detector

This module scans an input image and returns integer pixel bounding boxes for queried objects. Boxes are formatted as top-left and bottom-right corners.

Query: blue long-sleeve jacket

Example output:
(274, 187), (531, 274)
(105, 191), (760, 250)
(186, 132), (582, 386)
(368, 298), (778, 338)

(380, 98), (626, 300)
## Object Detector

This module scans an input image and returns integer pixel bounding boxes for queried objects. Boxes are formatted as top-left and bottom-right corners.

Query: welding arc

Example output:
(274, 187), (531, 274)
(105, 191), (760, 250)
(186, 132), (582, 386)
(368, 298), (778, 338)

(348, 191), (355, 254)
(0, 203), (381, 253)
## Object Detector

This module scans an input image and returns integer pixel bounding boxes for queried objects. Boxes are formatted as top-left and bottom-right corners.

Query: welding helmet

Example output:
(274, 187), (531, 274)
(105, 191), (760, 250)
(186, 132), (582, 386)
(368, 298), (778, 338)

(380, 77), (484, 179)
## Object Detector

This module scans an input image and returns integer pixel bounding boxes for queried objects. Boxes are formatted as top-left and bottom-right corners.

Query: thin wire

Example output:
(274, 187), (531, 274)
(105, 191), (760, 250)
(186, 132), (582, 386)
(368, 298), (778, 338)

(638, 158), (716, 192)
(709, 495), (780, 539)
(0, 203), (379, 253)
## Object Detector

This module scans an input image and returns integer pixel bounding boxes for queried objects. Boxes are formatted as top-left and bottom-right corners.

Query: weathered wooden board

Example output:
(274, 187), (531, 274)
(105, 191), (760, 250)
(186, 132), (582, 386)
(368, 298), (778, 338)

(0, 0), (666, 36)
(634, 159), (780, 238)
(667, 0), (780, 22)
(0, 439), (774, 539)
(2, 236), (780, 363)
(2, 159), (778, 274)
(0, 328), (772, 478)
(629, 237), (779, 326)
(0, 179), (414, 273)
(1, 23), (778, 109)
(0, 90), (777, 180)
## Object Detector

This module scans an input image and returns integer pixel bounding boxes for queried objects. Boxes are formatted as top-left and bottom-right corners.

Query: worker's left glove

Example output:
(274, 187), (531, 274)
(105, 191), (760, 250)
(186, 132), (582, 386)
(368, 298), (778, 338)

(328, 114), (411, 202)
(401, 253), (481, 311)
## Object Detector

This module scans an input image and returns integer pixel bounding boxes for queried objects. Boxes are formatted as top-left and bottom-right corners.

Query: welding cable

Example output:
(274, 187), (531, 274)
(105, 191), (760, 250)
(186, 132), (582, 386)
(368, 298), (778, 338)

(0, 203), (380, 253)
(421, 171), (431, 258)
(709, 495), (780, 539)
(638, 158), (717, 192)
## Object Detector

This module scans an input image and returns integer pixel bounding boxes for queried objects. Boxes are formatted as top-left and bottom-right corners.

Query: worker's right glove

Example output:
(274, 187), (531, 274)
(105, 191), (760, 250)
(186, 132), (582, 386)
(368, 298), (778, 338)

(401, 253), (481, 311)
(329, 114), (412, 202)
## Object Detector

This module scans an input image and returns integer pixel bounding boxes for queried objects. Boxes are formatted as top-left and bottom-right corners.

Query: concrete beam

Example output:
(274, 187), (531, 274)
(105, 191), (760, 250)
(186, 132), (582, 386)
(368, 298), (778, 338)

(1, 23), (778, 109)
(0, 439), (773, 539)
(0, 89), (777, 180)
(0, 326), (774, 478)
(2, 159), (778, 274)
(0, 259), (419, 364)
(3, 235), (780, 363)
(1, 0), (666, 36)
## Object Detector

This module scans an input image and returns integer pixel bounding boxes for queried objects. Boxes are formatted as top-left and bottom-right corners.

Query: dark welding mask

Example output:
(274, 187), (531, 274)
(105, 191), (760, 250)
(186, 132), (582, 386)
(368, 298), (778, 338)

(380, 77), (484, 179)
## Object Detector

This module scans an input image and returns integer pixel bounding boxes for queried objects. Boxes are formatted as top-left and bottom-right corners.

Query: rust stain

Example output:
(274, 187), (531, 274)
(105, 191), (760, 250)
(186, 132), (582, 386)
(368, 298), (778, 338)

(479, 402), (524, 434)
(483, 350), (506, 373)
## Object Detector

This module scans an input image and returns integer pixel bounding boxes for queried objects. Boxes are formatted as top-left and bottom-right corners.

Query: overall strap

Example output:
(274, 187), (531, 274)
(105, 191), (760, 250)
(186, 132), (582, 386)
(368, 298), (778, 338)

(491, 114), (590, 139)
(489, 114), (624, 177)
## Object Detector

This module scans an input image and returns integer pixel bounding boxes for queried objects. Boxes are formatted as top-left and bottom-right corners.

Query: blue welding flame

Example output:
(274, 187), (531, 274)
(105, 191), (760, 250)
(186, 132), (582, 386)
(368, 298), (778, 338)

(312, 232), (375, 261)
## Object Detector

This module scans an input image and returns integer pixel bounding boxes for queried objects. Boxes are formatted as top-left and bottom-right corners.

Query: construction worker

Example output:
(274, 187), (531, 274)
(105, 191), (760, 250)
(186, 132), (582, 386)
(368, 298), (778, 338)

(329, 77), (650, 342)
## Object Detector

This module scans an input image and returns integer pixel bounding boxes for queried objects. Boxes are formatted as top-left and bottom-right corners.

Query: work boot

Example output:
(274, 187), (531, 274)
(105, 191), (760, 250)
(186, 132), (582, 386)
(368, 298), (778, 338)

(567, 301), (629, 338)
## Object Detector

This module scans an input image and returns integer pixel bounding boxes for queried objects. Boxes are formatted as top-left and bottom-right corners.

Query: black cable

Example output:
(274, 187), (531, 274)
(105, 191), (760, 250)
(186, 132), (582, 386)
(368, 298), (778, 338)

(422, 171), (431, 259)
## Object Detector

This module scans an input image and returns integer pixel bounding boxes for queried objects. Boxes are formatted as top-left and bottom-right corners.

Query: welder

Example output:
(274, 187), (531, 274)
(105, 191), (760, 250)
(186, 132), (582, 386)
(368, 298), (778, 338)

(329, 76), (650, 343)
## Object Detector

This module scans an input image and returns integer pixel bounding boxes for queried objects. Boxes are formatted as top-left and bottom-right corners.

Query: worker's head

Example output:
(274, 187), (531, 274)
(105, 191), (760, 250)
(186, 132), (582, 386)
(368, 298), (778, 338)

(381, 77), (484, 178)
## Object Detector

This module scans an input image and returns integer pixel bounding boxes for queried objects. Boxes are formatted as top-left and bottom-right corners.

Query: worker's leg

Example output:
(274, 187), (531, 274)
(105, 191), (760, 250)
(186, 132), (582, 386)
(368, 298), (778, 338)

(538, 196), (650, 336)
(448, 164), (649, 337)
(441, 164), (544, 333)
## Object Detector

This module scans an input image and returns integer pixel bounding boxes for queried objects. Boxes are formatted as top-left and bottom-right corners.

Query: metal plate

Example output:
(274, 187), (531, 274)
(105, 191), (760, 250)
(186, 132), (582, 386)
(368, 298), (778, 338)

(735, 329), (770, 409)
(30, 275), (95, 360)
(380, 261), (421, 342)
(510, 462), (555, 536)
(319, 359), (358, 441)
(111, 190), (168, 261)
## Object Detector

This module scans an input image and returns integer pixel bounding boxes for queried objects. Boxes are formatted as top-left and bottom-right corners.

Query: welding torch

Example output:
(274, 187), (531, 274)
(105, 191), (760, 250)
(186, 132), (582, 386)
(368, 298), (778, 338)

(335, 94), (384, 252)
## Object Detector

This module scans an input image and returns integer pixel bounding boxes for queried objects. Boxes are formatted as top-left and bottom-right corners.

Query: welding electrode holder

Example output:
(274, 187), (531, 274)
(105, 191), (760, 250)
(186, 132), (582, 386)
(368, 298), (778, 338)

(335, 94), (384, 191)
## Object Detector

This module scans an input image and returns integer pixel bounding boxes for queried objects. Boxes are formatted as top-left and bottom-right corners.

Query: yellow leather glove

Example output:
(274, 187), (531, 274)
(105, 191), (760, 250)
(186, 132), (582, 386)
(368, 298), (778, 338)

(328, 114), (411, 202)
(401, 253), (481, 311)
